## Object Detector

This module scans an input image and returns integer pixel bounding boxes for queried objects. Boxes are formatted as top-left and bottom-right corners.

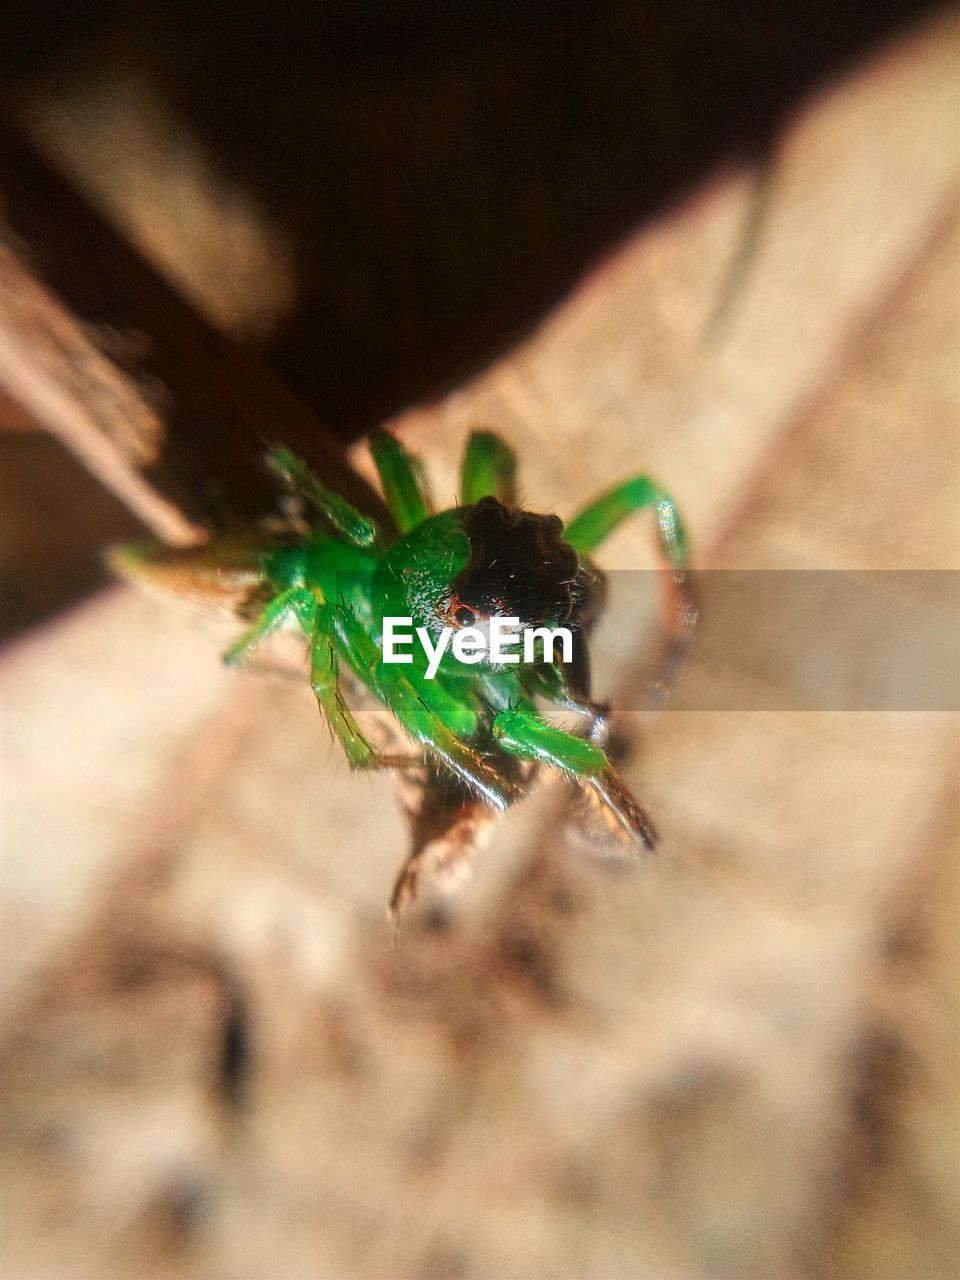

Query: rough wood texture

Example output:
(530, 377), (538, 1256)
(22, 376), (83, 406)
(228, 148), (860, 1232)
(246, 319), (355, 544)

(0, 239), (205, 544)
(0, 127), (384, 536)
(1, 14), (958, 1280)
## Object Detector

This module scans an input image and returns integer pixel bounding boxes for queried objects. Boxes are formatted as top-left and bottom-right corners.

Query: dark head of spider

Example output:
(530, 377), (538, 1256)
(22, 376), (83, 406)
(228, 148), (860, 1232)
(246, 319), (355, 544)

(440, 496), (586, 630)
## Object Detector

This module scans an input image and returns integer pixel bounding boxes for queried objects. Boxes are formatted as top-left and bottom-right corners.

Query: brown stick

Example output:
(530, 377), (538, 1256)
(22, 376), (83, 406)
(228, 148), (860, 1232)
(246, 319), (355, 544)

(0, 241), (206, 544)
(0, 123), (388, 539)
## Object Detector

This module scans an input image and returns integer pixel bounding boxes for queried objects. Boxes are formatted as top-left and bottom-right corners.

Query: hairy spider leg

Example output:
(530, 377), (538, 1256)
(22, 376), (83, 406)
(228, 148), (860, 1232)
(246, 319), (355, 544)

(491, 701), (656, 849)
(222, 585), (309, 666)
(309, 602), (383, 768)
(402, 666), (482, 742)
(493, 700), (606, 774)
(369, 430), (430, 532)
(330, 604), (520, 811)
(564, 475), (688, 566)
(459, 430), (518, 505)
(587, 769), (658, 850)
(267, 446), (381, 548)
(564, 475), (698, 705)
(223, 582), (412, 770)
(519, 657), (611, 744)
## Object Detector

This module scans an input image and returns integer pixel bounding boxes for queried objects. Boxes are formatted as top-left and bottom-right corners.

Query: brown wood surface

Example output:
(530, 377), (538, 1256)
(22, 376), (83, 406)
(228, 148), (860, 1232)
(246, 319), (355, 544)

(0, 126), (386, 536)
(1, 14), (958, 1280)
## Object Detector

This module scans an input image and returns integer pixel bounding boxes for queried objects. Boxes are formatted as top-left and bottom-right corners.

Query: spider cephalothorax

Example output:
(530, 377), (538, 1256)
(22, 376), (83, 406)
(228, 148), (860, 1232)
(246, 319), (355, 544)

(111, 428), (693, 919)
(441, 496), (584, 630)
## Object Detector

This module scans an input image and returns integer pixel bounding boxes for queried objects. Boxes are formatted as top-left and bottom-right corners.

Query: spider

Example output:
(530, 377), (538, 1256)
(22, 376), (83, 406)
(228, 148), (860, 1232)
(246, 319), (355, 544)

(111, 429), (694, 919)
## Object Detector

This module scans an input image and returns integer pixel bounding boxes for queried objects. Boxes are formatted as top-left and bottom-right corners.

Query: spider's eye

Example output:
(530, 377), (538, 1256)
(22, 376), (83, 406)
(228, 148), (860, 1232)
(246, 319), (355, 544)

(454, 605), (476, 627)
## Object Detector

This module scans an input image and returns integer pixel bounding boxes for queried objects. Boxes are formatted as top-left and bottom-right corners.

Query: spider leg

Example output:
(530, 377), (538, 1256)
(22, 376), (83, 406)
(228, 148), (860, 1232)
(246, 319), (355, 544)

(267, 446), (380, 548)
(564, 476), (697, 705)
(309, 602), (385, 768)
(402, 666), (481, 742)
(492, 700), (606, 774)
(369, 430), (430, 532)
(329, 604), (519, 810)
(379, 667), (521, 811)
(521, 638), (611, 743)
(564, 475), (688, 566)
(460, 430), (518, 505)
(222, 585), (306, 665)
(225, 586), (415, 771)
(492, 701), (656, 849)
(312, 602), (430, 771)
(560, 633), (612, 743)
(388, 774), (499, 933)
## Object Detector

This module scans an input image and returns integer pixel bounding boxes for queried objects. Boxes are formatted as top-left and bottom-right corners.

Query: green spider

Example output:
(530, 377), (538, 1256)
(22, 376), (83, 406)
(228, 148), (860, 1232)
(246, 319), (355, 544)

(111, 429), (693, 919)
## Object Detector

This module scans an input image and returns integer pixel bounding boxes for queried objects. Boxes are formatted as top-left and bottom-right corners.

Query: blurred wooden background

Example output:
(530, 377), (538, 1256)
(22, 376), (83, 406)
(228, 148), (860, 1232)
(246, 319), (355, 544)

(1, 7), (958, 1279)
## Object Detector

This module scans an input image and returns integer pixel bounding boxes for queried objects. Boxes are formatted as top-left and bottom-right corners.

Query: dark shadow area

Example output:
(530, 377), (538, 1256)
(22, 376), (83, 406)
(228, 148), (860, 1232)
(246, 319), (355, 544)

(0, 0), (943, 439)
(0, 434), (144, 644)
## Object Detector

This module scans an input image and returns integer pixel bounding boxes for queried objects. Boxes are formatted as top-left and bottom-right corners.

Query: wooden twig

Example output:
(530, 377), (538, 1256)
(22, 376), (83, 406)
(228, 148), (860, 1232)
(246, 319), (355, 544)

(0, 123), (387, 539)
(0, 240), (205, 544)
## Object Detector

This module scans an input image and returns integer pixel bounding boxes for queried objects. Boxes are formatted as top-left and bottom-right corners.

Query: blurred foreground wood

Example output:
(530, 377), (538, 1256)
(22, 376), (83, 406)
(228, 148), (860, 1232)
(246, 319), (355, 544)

(0, 125), (383, 535)
(1, 15), (958, 1280)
